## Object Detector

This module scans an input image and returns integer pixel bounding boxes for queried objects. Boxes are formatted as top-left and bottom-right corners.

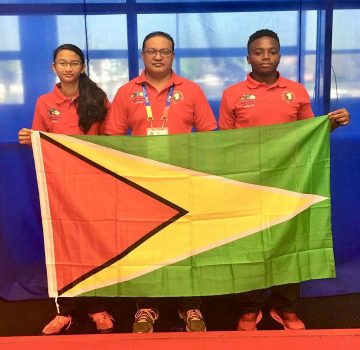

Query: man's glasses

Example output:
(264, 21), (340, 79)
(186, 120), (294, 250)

(143, 49), (173, 57)
(54, 60), (83, 69)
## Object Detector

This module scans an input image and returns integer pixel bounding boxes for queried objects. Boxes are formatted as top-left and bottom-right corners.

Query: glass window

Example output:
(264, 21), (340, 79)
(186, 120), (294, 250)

(0, 60), (23, 104)
(0, 0), (125, 3)
(0, 1), (358, 138)
(0, 17), (20, 51)
(303, 54), (316, 100)
(2, 0), (83, 3)
(86, 15), (128, 51)
(304, 11), (317, 51)
(332, 9), (360, 99)
(138, 12), (299, 49)
(89, 59), (129, 101)
(0, 17), (22, 103)
(58, 14), (128, 100)
(138, 11), (307, 100)
(57, 16), (87, 49)
(137, 0), (278, 2)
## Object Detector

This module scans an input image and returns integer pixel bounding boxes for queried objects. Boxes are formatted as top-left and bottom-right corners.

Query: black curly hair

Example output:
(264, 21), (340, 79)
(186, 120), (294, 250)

(247, 29), (280, 53)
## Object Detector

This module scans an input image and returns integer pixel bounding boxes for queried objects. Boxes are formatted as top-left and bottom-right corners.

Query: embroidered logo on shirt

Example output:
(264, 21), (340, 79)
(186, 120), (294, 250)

(282, 91), (296, 103)
(240, 94), (256, 108)
(130, 91), (144, 104)
(241, 94), (256, 101)
(48, 108), (60, 122)
(172, 91), (183, 104)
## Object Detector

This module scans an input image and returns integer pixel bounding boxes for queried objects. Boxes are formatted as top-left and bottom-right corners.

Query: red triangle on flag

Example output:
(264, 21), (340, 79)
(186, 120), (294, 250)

(40, 136), (187, 293)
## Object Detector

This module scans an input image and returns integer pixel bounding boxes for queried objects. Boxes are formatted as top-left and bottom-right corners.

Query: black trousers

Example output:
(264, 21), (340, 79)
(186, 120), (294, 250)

(236, 283), (300, 315)
(136, 297), (201, 313)
(57, 297), (105, 316)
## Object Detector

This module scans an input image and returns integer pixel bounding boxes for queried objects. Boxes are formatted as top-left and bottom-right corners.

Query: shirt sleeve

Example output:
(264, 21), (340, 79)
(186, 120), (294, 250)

(31, 98), (48, 131)
(192, 84), (218, 131)
(103, 88), (129, 135)
(218, 90), (236, 130)
(297, 87), (315, 120)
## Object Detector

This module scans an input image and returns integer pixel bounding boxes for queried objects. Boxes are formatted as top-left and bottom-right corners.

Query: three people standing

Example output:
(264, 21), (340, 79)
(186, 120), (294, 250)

(18, 29), (349, 334)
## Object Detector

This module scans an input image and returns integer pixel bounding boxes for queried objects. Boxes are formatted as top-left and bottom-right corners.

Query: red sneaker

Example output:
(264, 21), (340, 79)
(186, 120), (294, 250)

(270, 309), (305, 330)
(42, 315), (72, 335)
(237, 311), (262, 331)
(89, 311), (114, 333)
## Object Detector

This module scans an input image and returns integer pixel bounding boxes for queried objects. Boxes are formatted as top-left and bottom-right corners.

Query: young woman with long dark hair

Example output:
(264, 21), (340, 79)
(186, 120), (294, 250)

(18, 44), (114, 335)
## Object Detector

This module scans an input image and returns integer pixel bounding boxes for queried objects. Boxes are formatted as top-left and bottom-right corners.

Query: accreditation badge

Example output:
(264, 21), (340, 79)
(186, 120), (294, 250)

(147, 127), (169, 136)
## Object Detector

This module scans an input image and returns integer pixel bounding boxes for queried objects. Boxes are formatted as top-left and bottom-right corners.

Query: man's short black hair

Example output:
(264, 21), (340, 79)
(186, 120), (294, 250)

(247, 29), (280, 53)
(142, 31), (175, 51)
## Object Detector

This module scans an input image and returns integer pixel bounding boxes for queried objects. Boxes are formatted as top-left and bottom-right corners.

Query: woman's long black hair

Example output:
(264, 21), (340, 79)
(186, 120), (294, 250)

(53, 44), (108, 133)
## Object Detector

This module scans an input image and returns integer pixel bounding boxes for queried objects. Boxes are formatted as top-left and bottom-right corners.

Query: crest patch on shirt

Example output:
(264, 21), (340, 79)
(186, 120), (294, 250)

(172, 91), (183, 104)
(282, 91), (296, 103)
(241, 94), (256, 101)
(240, 94), (256, 108)
(48, 108), (60, 122)
(48, 108), (60, 116)
(130, 91), (144, 104)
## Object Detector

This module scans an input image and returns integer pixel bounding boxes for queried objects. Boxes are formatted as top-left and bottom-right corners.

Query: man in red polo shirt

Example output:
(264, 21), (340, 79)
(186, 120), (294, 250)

(104, 32), (216, 137)
(219, 29), (350, 332)
(105, 31), (217, 333)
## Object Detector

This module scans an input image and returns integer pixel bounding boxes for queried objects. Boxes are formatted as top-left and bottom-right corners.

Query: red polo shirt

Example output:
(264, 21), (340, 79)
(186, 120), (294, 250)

(219, 73), (314, 129)
(104, 70), (217, 136)
(32, 84), (104, 135)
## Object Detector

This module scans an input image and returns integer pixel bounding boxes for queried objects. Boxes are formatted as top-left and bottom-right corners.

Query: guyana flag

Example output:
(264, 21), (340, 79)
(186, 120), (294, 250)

(31, 115), (334, 298)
